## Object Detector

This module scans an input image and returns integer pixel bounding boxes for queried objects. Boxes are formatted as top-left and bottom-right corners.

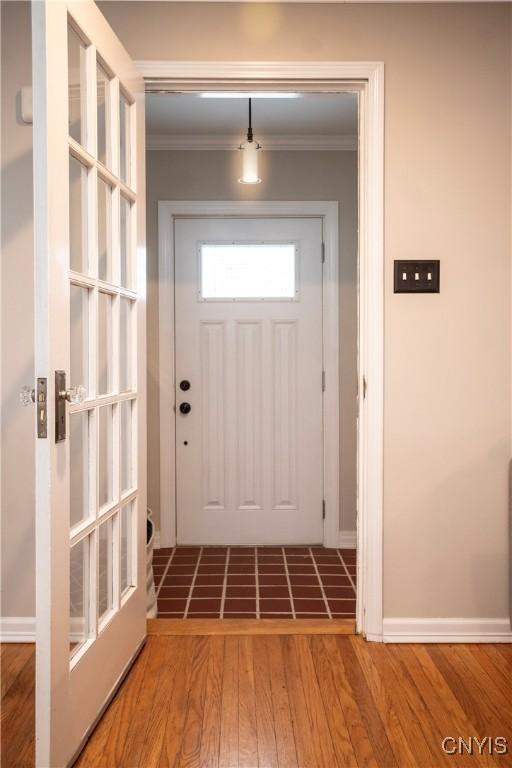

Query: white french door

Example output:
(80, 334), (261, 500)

(32, 2), (146, 765)
(175, 217), (323, 545)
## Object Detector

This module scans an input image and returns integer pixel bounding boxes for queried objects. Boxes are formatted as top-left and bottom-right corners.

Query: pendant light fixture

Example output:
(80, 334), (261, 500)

(239, 98), (261, 184)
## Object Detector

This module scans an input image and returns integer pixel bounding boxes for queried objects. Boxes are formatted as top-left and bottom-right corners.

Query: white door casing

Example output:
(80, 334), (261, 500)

(159, 201), (340, 551)
(152, 61), (384, 640)
(32, 2), (146, 765)
(174, 217), (324, 545)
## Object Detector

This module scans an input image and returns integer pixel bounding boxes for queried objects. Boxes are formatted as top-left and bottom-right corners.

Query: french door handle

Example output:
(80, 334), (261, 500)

(20, 379), (48, 438)
(58, 384), (87, 404)
(19, 385), (35, 406)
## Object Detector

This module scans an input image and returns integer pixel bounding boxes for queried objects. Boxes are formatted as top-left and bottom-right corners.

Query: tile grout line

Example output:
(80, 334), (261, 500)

(183, 547), (203, 618)
(220, 547), (231, 619)
(155, 547), (177, 600)
(255, 547), (260, 619)
(282, 547), (297, 619)
(337, 550), (357, 595)
(309, 547), (333, 619)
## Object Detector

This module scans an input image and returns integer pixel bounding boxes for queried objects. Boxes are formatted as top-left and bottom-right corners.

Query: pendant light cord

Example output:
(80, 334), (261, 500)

(247, 98), (253, 143)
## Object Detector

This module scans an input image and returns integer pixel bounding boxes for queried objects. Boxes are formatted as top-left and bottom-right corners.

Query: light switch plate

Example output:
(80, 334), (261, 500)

(394, 260), (440, 293)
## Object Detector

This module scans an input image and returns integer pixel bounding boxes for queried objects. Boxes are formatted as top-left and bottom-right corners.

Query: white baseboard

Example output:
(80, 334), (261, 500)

(338, 529), (357, 549)
(383, 617), (512, 643)
(0, 616), (36, 642)
(153, 530), (161, 550)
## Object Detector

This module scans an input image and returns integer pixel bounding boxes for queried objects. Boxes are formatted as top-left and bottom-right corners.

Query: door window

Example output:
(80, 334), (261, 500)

(200, 242), (298, 300)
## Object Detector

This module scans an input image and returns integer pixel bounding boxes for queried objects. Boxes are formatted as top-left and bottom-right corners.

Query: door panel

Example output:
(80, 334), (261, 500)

(175, 217), (323, 545)
(32, 2), (146, 765)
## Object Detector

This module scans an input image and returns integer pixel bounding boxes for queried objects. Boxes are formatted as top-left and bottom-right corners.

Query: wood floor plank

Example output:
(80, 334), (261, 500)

(472, 644), (512, 690)
(463, 645), (512, 726)
(112, 636), (170, 767)
(349, 637), (418, 768)
(76, 641), (151, 768)
(238, 637), (258, 768)
(179, 636), (211, 768)
(310, 636), (359, 767)
(294, 635), (340, 767)
(158, 636), (197, 768)
(321, 635), (379, 768)
(147, 618), (355, 636)
(266, 637), (298, 768)
(411, 646), (496, 768)
(367, 642), (440, 768)
(138, 636), (186, 768)
(496, 644), (512, 665)
(199, 636), (225, 768)
(427, 646), (511, 768)
(442, 645), (512, 732)
(219, 637), (239, 768)
(281, 635), (318, 768)
(0, 645), (35, 768)
(252, 636), (279, 768)
(389, 645), (492, 768)
(0, 644), (34, 699)
(338, 639), (397, 768)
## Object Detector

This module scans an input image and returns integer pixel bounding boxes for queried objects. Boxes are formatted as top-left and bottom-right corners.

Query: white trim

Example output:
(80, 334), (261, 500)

(146, 60), (384, 641)
(382, 618), (512, 644)
(0, 617), (36, 642)
(158, 200), (340, 550)
(147, 134), (358, 152)
(339, 529), (357, 549)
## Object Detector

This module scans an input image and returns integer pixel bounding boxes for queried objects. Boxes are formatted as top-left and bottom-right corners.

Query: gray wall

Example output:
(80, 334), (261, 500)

(1, 0), (35, 618)
(1, 1), (511, 623)
(146, 148), (358, 536)
(94, 1), (512, 620)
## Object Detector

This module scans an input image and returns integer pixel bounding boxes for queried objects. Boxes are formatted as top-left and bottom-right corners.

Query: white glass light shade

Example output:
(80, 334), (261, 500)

(239, 140), (261, 184)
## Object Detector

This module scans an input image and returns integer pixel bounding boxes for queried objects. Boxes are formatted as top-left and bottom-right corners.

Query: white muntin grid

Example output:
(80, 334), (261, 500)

(67, 17), (138, 664)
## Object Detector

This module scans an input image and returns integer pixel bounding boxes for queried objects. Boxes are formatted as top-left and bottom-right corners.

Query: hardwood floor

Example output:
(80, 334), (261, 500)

(2, 638), (512, 767)
(1, 644), (35, 768)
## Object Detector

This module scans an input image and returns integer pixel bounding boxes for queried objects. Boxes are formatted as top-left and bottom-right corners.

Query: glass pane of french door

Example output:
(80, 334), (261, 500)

(67, 15), (138, 664)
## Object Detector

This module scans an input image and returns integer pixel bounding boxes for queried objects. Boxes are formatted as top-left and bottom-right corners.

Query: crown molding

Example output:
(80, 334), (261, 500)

(146, 133), (357, 151)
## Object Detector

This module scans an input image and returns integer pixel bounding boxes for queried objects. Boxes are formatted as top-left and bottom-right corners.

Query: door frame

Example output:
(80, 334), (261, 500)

(159, 201), (340, 549)
(145, 60), (384, 639)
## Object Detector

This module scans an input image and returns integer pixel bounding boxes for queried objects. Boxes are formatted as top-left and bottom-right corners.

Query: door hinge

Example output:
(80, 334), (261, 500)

(322, 370), (326, 392)
(321, 242), (325, 263)
(322, 499), (326, 520)
(363, 375), (367, 400)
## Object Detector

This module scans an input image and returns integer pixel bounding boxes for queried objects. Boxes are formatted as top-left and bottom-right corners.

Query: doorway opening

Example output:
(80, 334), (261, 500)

(149, 91), (361, 622)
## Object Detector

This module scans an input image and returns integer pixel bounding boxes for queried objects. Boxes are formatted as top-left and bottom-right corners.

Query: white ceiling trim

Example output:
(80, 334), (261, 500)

(146, 134), (357, 151)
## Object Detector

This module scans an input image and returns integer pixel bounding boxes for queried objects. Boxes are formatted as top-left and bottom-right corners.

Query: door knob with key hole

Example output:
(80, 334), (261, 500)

(58, 384), (87, 404)
(179, 402), (191, 415)
(180, 380), (191, 391)
(19, 385), (36, 406)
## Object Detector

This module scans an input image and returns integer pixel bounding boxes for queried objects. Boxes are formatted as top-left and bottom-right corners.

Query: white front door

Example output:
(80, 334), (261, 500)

(32, 2), (146, 765)
(175, 217), (324, 545)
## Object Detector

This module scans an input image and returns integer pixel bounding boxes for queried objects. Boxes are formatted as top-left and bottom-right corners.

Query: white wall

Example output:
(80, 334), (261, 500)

(1, 0), (35, 618)
(146, 148), (358, 537)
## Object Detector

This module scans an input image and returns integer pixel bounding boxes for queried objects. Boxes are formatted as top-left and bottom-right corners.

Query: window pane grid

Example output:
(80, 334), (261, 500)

(67, 24), (138, 663)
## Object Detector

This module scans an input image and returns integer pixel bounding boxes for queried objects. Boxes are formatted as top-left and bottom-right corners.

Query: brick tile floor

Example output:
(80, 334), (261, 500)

(152, 546), (356, 618)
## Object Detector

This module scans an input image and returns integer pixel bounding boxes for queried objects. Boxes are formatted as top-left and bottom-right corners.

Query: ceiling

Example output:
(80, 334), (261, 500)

(145, 92), (358, 149)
